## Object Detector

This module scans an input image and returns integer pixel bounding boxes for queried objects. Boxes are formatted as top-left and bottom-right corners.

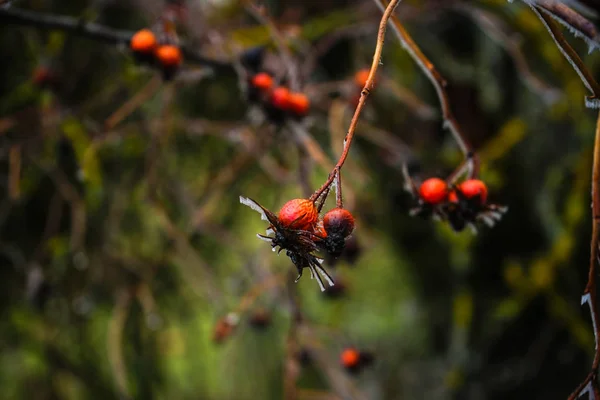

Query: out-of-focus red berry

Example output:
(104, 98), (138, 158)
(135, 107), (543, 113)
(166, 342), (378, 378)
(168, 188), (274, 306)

(323, 208), (355, 238)
(213, 315), (237, 344)
(270, 87), (291, 111)
(32, 67), (55, 87)
(354, 68), (371, 88)
(288, 92), (310, 117)
(278, 199), (318, 231)
(155, 45), (183, 68)
(340, 348), (361, 369)
(251, 72), (273, 92)
(130, 29), (157, 54)
(419, 178), (448, 205)
(448, 190), (458, 204)
(459, 179), (488, 204)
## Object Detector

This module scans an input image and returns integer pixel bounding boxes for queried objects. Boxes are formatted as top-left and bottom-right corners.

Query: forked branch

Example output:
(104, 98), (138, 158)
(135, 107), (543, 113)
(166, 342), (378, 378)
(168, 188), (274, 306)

(310, 0), (400, 202)
(374, 0), (479, 180)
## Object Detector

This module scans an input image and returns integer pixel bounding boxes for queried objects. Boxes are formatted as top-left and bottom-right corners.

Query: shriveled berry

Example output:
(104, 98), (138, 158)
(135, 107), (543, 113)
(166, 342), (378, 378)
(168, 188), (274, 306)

(130, 29), (157, 54)
(249, 309), (271, 329)
(278, 199), (318, 231)
(213, 315), (236, 344)
(288, 92), (310, 117)
(155, 45), (183, 68)
(340, 348), (361, 369)
(270, 87), (291, 111)
(419, 178), (448, 205)
(459, 179), (488, 204)
(354, 68), (370, 88)
(323, 208), (355, 238)
(251, 72), (273, 92)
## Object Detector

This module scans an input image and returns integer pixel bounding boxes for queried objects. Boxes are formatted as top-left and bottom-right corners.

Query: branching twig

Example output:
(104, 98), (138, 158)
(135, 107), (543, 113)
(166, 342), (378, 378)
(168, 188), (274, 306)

(0, 6), (231, 70)
(372, 0), (480, 184)
(310, 0), (400, 202)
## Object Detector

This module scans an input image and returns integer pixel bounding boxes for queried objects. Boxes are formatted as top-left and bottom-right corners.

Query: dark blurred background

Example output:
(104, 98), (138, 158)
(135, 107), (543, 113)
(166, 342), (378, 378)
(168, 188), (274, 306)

(1, 0), (600, 399)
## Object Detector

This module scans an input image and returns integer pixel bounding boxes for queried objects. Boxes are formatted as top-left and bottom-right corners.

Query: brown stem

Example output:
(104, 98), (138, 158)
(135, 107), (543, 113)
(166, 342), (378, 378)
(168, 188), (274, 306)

(0, 6), (230, 69)
(569, 110), (600, 400)
(310, 0), (400, 202)
(375, 0), (477, 166)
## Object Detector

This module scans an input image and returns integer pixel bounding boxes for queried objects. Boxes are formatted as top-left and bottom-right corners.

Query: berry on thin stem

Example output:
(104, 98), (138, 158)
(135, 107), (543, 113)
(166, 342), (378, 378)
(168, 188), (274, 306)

(278, 199), (318, 231)
(130, 29), (157, 54)
(251, 72), (273, 93)
(419, 178), (448, 205)
(459, 179), (488, 204)
(323, 208), (355, 238)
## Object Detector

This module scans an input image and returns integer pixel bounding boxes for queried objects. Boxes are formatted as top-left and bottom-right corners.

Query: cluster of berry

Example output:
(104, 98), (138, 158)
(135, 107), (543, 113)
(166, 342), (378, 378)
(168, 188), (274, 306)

(240, 196), (355, 291)
(414, 177), (506, 232)
(248, 72), (310, 124)
(130, 28), (183, 80)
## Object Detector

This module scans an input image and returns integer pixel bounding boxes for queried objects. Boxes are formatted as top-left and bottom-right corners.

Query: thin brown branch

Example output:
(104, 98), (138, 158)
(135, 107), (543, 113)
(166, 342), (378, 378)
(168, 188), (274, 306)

(375, 0), (477, 166)
(310, 0), (400, 202)
(531, 4), (600, 107)
(570, 111), (600, 400)
(104, 76), (161, 130)
(8, 145), (21, 200)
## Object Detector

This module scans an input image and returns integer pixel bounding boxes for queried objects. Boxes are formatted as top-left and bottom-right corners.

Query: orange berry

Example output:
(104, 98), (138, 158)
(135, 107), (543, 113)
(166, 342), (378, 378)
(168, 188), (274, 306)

(448, 190), (458, 204)
(130, 29), (157, 54)
(340, 348), (361, 369)
(251, 72), (273, 92)
(155, 45), (183, 68)
(288, 92), (310, 117)
(419, 178), (448, 205)
(323, 208), (355, 238)
(271, 86), (291, 111)
(459, 179), (488, 204)
(354, 68), (371, 88)
(278, 199), (318, 231)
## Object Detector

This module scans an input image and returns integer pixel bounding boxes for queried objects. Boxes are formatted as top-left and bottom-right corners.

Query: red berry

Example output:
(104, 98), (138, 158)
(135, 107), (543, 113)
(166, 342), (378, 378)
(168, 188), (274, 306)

(459, 179), (488, 204)
(278, 199), (318, 231)
(32, 67), (55, 87)
(419, 178), (448, 204)
(271, 87), (291, 111)
(155, 45), (183, 68)
(288, 92), (310, 117)
(323, 208), (355, 238)
(354, 68), (370, 88)
(340, 348), (361, 369)
(130, 29), (157, 54)
(251, 72), (273, 92)
(448, 190), (458, 204)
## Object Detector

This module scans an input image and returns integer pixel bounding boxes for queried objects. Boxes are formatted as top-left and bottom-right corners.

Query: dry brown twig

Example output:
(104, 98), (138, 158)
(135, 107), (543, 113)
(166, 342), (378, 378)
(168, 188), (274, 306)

(310, 0), (401, 202)
(372, 0), (480, 182)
